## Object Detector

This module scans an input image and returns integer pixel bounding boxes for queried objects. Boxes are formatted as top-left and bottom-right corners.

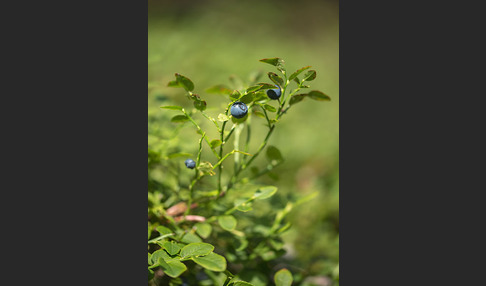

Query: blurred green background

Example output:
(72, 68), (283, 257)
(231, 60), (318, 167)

(149, 0), (338, 283)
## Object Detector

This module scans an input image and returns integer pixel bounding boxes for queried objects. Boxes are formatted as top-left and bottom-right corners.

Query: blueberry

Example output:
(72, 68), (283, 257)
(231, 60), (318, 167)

(230, 101), (248, 119)
(266, 85), (282, 100)
(185, 159), (196, 169)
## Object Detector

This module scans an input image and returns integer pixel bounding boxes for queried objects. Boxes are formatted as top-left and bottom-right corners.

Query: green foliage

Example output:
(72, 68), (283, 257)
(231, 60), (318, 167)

(148, 58), (332, 285)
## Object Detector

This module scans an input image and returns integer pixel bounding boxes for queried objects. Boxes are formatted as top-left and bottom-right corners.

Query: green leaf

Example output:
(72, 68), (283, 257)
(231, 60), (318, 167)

(218, 215), (237, 231)
(162, 240), (182, 256)
(156, 226), (173, 236)
(180, 232), (203, 243)
(239, 93), (254, 104)
(175, 73), (194, 91)
(192, 252), (227, 272)
(266, 146), (283, 163)
(158, 258), (187, 278)
(180, 242), (214, 258)
(289, 66), (311, 81)
(160, 105), (183, 110)
(230, 281), (255, 286)
(253, 186), (278, 200)
(236, 204), (253, 212)
(302, 70), (317, 82)
(246, 85), (263, 93)
(194, 99), (207, 111)
(148, 252), (153, 265)
(210, 139), (222, 149)
(259, 58), (285, 72)
(308, 90), (331, 101)
(218, 113), (230, 122)
(256, 82), (279, 90)
(205, 84), (233, 95)
(262, 104), (277, 113)
(167, 152), (192, 159)
(195, 222), (212, 239)
(151, 249), (172, 264)
(230, 90), (241, 101)
(289, 94), (307, 106)
(171, 115), (189, 123)
(274, 268), (293, 286)
(268, 72), (283, 87)
(167, 80), (180, 87)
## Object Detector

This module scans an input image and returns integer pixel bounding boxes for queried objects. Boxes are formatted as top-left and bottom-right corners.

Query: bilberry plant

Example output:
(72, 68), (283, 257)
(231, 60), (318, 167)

(148, 58), (331, 286)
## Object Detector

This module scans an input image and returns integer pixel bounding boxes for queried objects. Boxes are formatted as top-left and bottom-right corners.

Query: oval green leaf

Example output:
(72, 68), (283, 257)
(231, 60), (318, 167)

(210, 139), (222, 149)
(205, 84), (233, 95)
(253, 186), (278, 200)
(289, 66), (311, 81)
(195, 222), (212, 239)
(302, 70), (317, 82)
(268, 72), (283, 87)
(175, 73), (194, 91)
(289, 94), (307, 106)
(308, 90), (331, 101)
(262, 104), (277, 113)
(160, 105), (183, 110)
(274, 268), (293, 286)
(162, 240), (181, 256)
(180, 242), (214, 258)
(158, 258), (187, 278)
(192, 252), (227, 272)
(218, 215), (237, 231)
(194, 100), (207, 111)
(171, 115), (189, 123)
(266, 146), (283, 163)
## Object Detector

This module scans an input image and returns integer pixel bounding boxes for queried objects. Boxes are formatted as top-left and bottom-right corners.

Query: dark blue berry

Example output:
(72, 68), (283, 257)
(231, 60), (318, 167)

(266, 85), (282, 100)
(230, 101), (248, 119)
(185, 159), (196, 169)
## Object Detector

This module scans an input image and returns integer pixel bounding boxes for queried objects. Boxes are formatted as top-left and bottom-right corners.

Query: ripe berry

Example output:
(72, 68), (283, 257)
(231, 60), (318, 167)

(185, 159), (196, 169)
(266, 85), (281, 100)
(230, 101), (248, 119)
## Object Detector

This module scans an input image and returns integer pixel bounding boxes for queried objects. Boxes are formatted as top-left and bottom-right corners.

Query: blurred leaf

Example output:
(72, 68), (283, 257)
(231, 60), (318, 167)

(259, 58), (285, 73)
(230, 90), (241, 101)
(308, 90), (331, 101)
(194, 99), (207, 111)
(175, 73), (194, 91)
(180, 242), (214, 258)
(289, 94), (307, 106)
(148, 268), (154, 281)
(302, 70), (317, 82)
(274, 268), (293, 286)
(250, 166), (259, 175)
(192, 252), (227, 272)
(160, 105), (183, 110)
(206, 84), (233, 95)
(167, 152), (192, 159)
(268, 72), (283, 87)
(230, 281), (255, 286)
(267, 172), (279, 181)
(181, 232), (202, 243)
(158, 258), (187, 278)
(266, 146), (283, 163)
(162, 240), (182, 256)
(246, 85), (263, 93)
(239, 93), (255, 104)
(253, 110), (265, 118)
(253, 186), (278, 200)
(148, 252), (153, 265)
(236, 204), (253, 212)
(256, 82), (278, 90)
(210, 139), (222, 149)
(262, 104), (277, 113)
(218, 215), (237, 231)
(156, 226), (173, 236)
(171, 115), (189, 123)
(167, 80), (179, 87)
(248, 70), (263, 84)
(289, 66), (311, 81)
(229, 74), (244, 90)
(195, 222), (212, 239)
